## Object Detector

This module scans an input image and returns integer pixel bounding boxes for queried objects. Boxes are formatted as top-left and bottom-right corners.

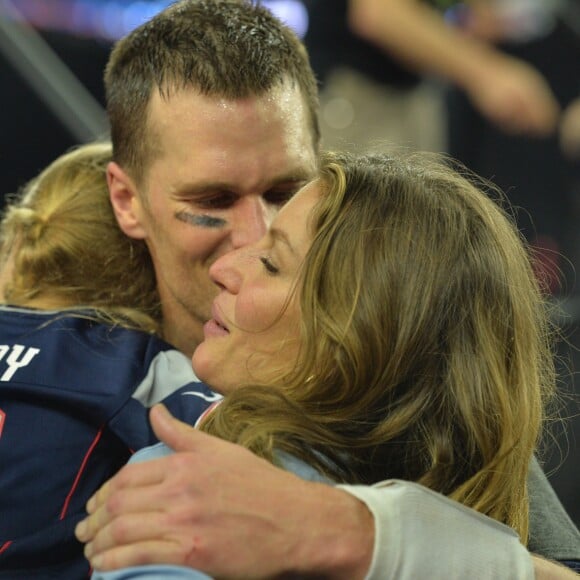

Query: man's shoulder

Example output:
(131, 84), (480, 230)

(528, 457), (580, 561)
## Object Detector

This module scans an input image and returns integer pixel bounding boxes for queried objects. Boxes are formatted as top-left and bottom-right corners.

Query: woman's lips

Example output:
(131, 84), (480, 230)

(203, 318), (229, 338)
(204, 302), (230, 337)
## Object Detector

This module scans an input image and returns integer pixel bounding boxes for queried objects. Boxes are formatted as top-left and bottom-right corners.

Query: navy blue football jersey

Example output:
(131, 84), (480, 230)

(0, 306), (219, 578)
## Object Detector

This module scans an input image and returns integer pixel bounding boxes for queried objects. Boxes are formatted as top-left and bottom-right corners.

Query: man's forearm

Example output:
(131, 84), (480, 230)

(289, 483), (374, 579)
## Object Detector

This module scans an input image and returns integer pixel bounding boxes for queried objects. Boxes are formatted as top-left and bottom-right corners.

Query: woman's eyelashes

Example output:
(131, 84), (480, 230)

(260, 255), (280, 275)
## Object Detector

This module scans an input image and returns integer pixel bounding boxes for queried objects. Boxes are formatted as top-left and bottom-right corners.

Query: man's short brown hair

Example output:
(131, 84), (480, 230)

(104, 0), (320, 182)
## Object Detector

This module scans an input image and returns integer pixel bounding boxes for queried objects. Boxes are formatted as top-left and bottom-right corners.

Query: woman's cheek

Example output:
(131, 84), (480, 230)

(236, 290), (283, 333)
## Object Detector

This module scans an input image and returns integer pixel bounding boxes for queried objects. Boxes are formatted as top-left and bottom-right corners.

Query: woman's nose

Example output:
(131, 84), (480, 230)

(209, 248), (244, 293)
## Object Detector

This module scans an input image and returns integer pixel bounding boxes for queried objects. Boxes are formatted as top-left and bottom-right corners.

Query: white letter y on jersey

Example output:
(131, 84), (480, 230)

(0, 344), (40, 381)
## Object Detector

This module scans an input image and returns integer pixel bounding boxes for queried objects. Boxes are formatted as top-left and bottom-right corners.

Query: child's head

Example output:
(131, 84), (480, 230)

(0, 142), (160, 332)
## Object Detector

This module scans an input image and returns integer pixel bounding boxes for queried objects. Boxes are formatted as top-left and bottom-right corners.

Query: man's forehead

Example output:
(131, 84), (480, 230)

(145, 85), (317, 191)
(148, 81), (316, 143)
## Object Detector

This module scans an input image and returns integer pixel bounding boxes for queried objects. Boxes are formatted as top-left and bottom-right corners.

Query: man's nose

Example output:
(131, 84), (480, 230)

(231, 196), (271, 249)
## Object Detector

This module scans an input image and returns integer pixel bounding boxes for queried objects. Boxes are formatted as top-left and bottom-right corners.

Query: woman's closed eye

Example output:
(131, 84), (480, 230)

(260, 256), (280, 275)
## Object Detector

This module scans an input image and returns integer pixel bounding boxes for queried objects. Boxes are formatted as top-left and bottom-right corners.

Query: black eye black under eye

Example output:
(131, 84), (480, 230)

(260, 256), (279, 275)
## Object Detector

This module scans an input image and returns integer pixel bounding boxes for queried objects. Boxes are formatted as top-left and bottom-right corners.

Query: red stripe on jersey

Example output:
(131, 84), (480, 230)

(60, 426), (105, 519)
(194, 399), (223, 428)
(0, 540), (12, 554)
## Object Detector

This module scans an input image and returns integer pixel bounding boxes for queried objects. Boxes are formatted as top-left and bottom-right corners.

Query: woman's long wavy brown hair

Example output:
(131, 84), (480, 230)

(0, 142), (161, 332)
(201, 150), (555, 542)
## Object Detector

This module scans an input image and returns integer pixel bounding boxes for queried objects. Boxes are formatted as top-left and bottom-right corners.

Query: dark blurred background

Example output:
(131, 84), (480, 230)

(0, 1), (114, 198)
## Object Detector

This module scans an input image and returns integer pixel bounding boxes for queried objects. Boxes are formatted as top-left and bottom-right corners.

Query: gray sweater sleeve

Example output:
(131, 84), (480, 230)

(528, 456), (580, 560)
(338, 480), (534, 580)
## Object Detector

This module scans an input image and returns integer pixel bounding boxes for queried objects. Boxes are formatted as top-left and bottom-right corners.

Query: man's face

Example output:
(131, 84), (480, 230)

(109, 83), (317, 354)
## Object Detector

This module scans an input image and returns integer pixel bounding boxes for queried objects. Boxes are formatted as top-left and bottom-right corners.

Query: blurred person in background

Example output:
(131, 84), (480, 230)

(446, 0), (580, 297)
(304, 0), (559, 153)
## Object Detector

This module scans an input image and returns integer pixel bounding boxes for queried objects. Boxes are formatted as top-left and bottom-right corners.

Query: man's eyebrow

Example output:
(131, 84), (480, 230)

(270, 227), (297, 257)
(172, 182), (234, 196)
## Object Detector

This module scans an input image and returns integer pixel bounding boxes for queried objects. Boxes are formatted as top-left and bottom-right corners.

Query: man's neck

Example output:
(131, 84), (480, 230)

(160, 307), (204, 358)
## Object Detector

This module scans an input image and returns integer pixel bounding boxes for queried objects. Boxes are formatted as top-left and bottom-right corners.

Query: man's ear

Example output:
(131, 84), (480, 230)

(107, 161), (147, 240)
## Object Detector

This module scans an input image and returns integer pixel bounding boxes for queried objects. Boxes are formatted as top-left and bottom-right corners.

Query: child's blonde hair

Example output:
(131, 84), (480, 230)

(0, 142), (160, 333)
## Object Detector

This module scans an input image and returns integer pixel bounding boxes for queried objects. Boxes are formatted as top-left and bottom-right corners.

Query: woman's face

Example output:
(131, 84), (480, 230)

(191, 181), (321, 393)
